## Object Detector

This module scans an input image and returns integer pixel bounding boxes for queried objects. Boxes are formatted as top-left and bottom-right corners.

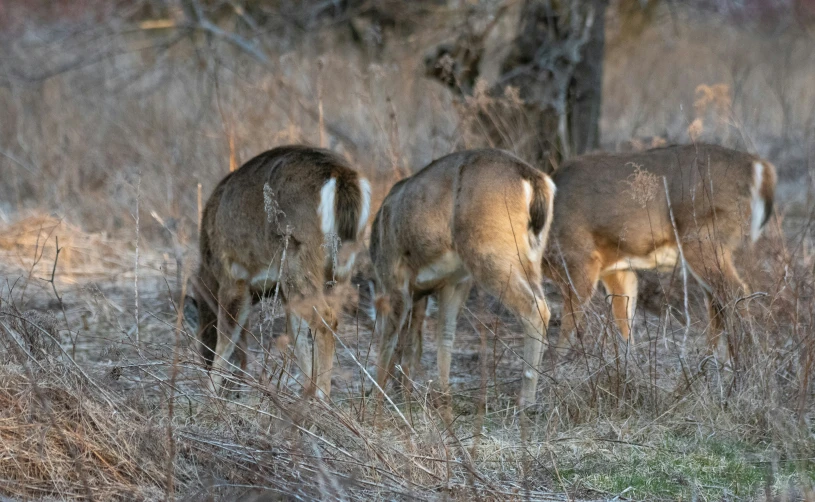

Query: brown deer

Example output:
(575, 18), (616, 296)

(370, 149), (556, 409)
(191, 145), (371, 398)
(544, 143), (776, 362)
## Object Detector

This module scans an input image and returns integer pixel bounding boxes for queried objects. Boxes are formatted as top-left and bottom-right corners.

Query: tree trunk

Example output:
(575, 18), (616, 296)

(569, 0), (605, 154)
(424, 0), (607, 171)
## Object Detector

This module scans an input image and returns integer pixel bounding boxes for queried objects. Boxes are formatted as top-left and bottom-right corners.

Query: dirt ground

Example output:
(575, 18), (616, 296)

(5, 213), (802, 501)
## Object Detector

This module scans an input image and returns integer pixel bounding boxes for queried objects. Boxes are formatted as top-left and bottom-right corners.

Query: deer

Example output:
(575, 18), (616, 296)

(189, 145), (371, 398)
(543, 143), (777, 363)
(370, 149), (556, 411)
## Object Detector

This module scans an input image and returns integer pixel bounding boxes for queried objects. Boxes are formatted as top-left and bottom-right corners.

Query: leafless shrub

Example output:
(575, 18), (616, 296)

(0, 308), (61, 363)
(624, 163), (659, 208)
(0, 1), (813, 500)
(0, 363), (169, 500)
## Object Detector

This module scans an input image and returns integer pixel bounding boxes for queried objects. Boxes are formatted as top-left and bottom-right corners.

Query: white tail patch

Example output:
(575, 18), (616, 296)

(522, 180), (533, 207)
(358, 178), (372, 236)
(318, 177), (337, 236)
(542, 176), (556, 250)
(523, 180), (541, 264)
(545, 176), (557, 197)
(750, 161), (765, 242)
(522, 181), (538, 251)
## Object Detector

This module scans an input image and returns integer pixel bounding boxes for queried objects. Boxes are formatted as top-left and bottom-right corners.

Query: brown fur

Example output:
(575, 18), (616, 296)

(525, 170), (551, 237)
(334, 169), (364, 241)
(195, 145), (370, 398)
(544, 143), (777, 363)
(370, 149), (556, 412)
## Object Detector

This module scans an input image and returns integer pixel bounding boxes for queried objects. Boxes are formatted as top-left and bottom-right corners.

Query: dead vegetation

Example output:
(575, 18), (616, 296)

(0, 1), (814, 501)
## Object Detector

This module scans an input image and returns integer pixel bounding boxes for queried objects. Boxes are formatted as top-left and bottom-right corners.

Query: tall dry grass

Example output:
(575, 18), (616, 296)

(0, 2), (814, 500)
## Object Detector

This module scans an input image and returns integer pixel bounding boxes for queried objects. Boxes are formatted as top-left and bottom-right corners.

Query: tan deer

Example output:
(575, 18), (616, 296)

(191, 145), (371, 398)
(544, 143), (776, 362)
(370, 149), (556, 409)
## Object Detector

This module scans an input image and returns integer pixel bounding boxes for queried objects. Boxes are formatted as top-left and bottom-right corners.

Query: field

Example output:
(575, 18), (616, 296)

(1, 2), (814, 500)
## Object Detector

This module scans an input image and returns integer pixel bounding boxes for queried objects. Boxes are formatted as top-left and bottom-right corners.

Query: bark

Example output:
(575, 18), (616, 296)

(425, 0), (607, 170)
(569, 0), (605, 154)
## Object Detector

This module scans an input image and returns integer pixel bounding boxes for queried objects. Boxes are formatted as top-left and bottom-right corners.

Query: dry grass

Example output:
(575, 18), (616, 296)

(0, 364), (168, 500)
(1, 2), (814, 501)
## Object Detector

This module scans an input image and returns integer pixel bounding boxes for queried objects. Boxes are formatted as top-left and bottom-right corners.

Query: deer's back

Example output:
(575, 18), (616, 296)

(203, 146), (358, 275)
(372, 149), (547, 284)
(550, 144), (760, 254)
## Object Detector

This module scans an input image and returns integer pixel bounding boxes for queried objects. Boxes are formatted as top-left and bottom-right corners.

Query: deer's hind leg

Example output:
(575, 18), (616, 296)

(210, 280), (252, 394)
(552, 251), (602, 355)
(287, 310), (314, 394)
(465, 250), (550, 409)
(435, 279), (473, 398)
(286, 293), (337, 399)
(395, 295), (427, 391)
(283, 249), (339, 399)
(192, 269), (221, 369)
(600, 269), (639, 343)
(503, 277), (550, 409)
(198, 294), (219, 369)
(374, 291), (410, 393)
(682, 238), (748, 365)
(311, 300), (339, 399)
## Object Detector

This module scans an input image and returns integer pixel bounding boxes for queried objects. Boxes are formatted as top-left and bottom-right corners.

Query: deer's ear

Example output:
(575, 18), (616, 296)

(183, 294), (199, 331)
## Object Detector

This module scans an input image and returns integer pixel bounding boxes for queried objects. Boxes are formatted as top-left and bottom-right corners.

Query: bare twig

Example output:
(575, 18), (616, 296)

(316, 307), (416, 434)
(45, 236), (62, 304)
(134, 173), (141, 346)
(663, 176), (692, 358)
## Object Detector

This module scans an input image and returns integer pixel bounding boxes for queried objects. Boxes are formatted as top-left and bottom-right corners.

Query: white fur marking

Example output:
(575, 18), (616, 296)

(750, 161), (765, 243)
(250, 268), (279, 290)
(229, 262), (249, 280)
(233, 304), (251, 341)
(318, 178), (338, 236)
(415, 251), (467, 287)
(335, 252), (357, 279)
(527, 225), (545, 265)
(545, 176), (556, 196)
(604, 246), (679, 273)
(365, 281), (377, 322)
(358, 178), (372, 236)
(541, 176), (556, 251)
(686, 263), (712, 293)
(522, 180), (533, 207)
(527, 239), (544, 265)
(515, 272), (537, 300)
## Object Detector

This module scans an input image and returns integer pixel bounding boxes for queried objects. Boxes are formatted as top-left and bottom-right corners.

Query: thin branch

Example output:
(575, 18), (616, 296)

(0, 149), (36, 174)
(134, 174), (141, 346)
(315, 307), (416, 434)
(663, 176), (692, 359)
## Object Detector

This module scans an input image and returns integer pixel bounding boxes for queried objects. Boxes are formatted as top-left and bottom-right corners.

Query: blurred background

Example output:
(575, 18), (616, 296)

(2, 0), (813, 244)
(1, 1), (814, 500)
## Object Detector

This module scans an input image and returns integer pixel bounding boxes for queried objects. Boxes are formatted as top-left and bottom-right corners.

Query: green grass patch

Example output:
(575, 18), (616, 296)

(564, 435), (814, 501)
